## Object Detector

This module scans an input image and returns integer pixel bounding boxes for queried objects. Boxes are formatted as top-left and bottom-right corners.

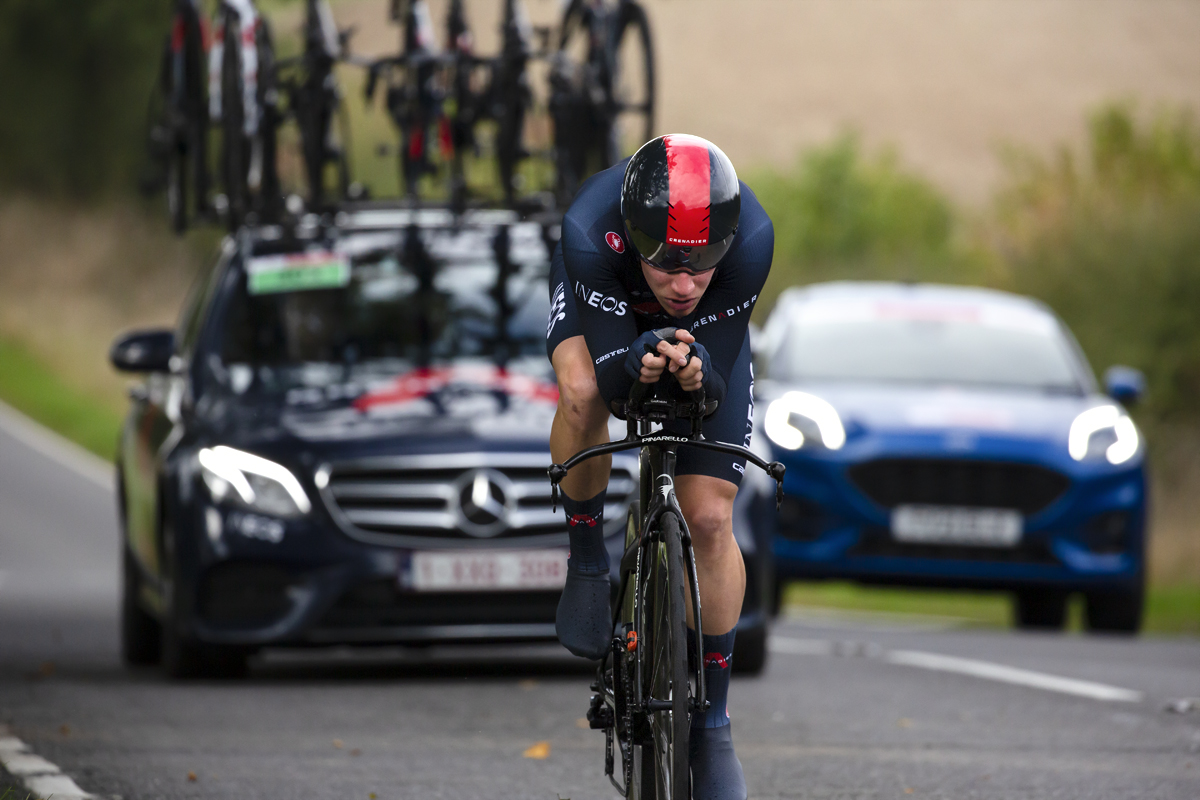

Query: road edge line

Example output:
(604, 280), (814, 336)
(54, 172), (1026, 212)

(0, 725), (95, 799)
(886, 648), (1145, 702)
(0, 399), (113, 491)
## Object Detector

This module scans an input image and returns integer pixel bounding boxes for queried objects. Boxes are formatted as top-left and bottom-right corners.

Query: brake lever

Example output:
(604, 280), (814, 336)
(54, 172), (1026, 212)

(768, 461), (786, 510)
(548, 463), (568, 512)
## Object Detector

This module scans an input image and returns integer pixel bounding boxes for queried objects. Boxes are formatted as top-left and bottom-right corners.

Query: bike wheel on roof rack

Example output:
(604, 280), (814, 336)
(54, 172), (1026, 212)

(607, 1), (655, 162)
(550, 0), (600, 206)
(255, 16), (283, 224)
(220, 10), (249, 230)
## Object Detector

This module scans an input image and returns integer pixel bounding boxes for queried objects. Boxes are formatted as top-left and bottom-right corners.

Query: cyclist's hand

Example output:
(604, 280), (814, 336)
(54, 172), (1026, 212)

(639, 328), (694, 384)
(673, 350), (704, 393)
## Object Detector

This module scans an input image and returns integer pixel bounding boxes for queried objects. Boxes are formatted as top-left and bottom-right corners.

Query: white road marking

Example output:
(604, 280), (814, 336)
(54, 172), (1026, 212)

(0, 725), (93, 798)
(887, 649), (1144, 702)
(0, 399), (112, 490)
(769, 636), (1145, 703)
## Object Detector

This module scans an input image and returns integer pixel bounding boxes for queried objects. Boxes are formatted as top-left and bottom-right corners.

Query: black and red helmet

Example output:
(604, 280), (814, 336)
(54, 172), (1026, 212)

(621, 134), (740, 273)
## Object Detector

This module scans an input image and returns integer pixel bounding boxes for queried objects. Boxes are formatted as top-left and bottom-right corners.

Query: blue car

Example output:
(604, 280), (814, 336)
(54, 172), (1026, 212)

(752, 281), (1147, 632)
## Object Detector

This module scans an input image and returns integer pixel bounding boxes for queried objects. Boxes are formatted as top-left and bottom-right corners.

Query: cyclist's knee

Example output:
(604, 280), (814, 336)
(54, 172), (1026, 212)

(676, 476), (737, 556)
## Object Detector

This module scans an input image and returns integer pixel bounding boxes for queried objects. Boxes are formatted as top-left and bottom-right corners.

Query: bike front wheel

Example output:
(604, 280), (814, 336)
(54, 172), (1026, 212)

(639, 510), (690, 800)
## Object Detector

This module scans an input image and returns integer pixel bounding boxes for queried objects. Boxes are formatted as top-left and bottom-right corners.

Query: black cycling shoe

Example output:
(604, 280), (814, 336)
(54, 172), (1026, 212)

(555, 567), (612, 660)
(689, 724), (747, 800)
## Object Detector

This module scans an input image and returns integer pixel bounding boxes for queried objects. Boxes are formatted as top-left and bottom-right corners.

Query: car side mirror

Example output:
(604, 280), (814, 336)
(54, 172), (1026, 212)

(110, 329), (176, 373)
(1104, 365), (1145, 406)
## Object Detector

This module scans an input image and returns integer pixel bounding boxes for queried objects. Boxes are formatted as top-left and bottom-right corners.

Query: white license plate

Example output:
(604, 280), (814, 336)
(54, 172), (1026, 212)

(891, 505), (1023, 547)
(407, 549), (568, 592)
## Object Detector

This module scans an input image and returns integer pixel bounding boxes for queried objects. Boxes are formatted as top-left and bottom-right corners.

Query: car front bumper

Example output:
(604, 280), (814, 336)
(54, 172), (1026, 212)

(768, 440), (1147, 593)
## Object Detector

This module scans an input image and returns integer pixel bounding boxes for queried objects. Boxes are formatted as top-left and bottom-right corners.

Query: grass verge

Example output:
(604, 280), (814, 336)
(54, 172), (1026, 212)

(0, 335), (122, 462)
(783, 580), (1200, 635)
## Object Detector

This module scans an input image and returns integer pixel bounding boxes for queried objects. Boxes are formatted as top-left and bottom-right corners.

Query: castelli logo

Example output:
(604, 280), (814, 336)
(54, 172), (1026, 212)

(704, 652), (730, 669)
(606, 232), (625, 253)
(569, 513), (598, 528)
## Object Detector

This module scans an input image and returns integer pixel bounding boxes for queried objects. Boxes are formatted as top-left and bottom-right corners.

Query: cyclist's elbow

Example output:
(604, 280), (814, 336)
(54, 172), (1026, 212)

(555, 362), (608, 432)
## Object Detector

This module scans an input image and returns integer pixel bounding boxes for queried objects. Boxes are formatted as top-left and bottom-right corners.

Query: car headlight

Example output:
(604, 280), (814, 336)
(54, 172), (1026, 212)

(1068, 405), (1139, 465)
(764, 391), (846, 451)
(198, 445), (312, 518)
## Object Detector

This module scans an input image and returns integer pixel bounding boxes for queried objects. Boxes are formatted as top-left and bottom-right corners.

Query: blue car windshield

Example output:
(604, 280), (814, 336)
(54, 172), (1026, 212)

(772, 307), (1085, 392)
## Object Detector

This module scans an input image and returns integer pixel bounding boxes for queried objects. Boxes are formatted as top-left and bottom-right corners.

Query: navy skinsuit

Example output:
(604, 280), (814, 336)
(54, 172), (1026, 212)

(546, 161), (775, 484)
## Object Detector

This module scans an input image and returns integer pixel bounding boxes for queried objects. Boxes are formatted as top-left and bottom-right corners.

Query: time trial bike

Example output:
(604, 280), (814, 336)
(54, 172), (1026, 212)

(549, 330), (784, 798)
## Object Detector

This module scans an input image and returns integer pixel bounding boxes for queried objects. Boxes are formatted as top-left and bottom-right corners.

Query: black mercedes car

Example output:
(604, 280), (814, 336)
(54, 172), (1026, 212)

(110, 208), (774, 677)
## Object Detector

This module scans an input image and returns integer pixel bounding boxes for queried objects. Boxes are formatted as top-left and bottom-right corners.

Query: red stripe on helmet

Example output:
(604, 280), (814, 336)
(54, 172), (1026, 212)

(663, 134), (712, 247)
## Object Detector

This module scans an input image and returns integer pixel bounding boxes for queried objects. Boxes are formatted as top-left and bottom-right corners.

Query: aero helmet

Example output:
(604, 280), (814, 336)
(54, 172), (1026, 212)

(620, 134), (740, 273)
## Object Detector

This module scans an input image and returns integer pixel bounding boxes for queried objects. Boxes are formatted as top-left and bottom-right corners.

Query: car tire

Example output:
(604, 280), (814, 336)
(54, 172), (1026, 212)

(1084, 583), (1143, 634)
(161, 594), (250, 679)
(1013, 588), (1068, 630)
(121, 546), (161, 665)
(160, 517), (249, 679)
(770, 577), (785, 619)
(732, 624), (768, 676)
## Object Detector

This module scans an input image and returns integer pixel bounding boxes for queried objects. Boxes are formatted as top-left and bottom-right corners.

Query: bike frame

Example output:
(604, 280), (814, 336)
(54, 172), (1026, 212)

(209, 0), (263, 138)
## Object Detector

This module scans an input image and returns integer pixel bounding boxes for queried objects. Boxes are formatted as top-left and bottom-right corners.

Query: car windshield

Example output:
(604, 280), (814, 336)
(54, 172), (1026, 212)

(769, 299), (1085, 392)
(216, 237), (552, 394)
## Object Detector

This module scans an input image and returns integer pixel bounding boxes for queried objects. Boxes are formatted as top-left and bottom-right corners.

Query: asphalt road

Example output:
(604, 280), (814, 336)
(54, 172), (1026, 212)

(1, 406), (1198, 800)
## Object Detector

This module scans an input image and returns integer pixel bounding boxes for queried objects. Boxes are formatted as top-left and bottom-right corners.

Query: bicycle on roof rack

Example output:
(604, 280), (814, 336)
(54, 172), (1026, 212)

(366, 0), (546, 210)
(551, 0), (655, 206)
(548, 330), (784, 799)
(142, 0), (211, 234)
(273, 0), (358, 212)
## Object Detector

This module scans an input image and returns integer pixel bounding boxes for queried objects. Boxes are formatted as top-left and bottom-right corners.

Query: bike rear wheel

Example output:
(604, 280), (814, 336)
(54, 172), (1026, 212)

(640, 511), (690, 800)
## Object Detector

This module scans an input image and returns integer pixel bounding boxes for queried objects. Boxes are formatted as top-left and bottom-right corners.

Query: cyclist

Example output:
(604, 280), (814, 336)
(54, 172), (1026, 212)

(547, 134), (773, 800)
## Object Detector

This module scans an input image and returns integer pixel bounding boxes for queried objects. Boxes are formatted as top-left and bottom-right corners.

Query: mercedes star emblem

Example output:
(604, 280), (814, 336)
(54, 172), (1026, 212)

(455, 469), (513, 537)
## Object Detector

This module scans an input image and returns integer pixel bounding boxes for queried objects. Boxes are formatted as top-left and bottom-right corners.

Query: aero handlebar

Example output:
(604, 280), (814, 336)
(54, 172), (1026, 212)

(548, 329), (786, 509)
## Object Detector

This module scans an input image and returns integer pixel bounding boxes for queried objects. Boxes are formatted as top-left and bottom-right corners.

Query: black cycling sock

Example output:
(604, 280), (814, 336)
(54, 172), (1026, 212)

(563, 490), (608, 574)
(693, 627), (736, 728)
(555, 490), (611, 660)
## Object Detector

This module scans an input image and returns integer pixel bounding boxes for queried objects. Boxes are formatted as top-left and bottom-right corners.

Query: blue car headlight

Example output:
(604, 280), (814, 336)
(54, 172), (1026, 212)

(764, 391), (846, 451)
(1068, 405), (1139, 465)
(198, 445), (312, 518)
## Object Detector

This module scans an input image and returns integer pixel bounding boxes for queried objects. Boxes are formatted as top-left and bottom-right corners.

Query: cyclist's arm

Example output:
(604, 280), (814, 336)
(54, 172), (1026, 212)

(560, 233), (639, 407)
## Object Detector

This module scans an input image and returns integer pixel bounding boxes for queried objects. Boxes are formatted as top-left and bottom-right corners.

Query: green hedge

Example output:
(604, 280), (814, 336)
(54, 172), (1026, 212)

(752, 103), (1200, 436)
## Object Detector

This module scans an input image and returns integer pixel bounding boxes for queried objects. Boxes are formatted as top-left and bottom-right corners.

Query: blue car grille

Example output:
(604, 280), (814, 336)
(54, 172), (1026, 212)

(847, 458), (1070, 516)
(848, 528), (1058, 564)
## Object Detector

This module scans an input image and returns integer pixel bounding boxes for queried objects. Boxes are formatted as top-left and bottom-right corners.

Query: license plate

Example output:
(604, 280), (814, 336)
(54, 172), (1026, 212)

(891, 505), (1022, 547)
(406, 549), (568, 592)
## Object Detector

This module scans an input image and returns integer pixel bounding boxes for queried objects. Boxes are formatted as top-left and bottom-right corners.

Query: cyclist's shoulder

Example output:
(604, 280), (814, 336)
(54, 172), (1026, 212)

(736, 180), (773, 240)
(721, 181), (773, 272)
(562, 162), (630, 256)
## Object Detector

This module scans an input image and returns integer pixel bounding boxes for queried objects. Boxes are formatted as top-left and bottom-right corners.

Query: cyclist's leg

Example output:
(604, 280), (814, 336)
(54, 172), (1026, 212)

(547, 251), (613, 659)
(671, 331), (754, 634)
(671, 334), (753, 800)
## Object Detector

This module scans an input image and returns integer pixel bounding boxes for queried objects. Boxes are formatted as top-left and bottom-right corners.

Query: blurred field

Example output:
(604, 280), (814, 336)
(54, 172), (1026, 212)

(307, 0), (1200, 204)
